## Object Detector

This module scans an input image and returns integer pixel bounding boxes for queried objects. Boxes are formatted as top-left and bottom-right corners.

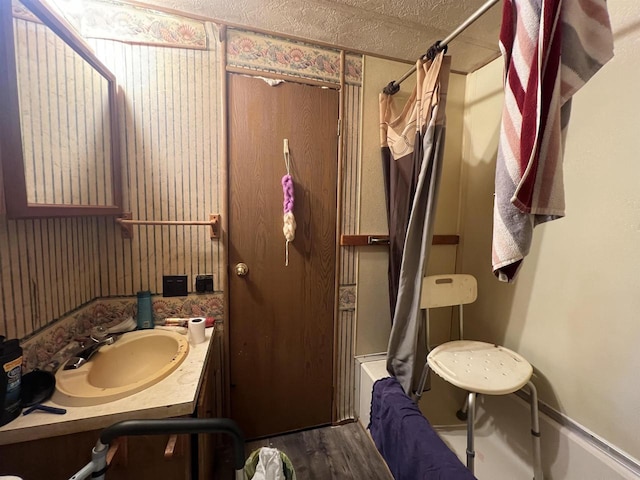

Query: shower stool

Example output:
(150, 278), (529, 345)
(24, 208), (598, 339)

(419, 274), (543, 479)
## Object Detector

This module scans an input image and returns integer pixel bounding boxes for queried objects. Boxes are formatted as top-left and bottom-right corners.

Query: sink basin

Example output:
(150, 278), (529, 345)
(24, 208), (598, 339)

(54, 329), (189, 406)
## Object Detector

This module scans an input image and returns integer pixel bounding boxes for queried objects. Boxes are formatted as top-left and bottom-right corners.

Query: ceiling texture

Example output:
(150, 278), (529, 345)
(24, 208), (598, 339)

(143, 0), (504, 73)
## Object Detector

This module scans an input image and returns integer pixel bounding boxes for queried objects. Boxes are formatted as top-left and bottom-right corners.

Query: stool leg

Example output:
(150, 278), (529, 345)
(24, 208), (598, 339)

(457, 395), (469, 421)
(414, 362), (431, 401)
(466, 391), (476, 474)
(527, 380), (543, 479)
(457, 393), (483, 421)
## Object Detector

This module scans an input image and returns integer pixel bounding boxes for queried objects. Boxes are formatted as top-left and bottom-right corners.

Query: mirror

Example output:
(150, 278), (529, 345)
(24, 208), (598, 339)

(0, 0), (121, 218)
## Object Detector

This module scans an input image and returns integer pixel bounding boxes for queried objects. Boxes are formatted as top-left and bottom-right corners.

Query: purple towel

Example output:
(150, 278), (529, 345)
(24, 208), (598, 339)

(369, 377), (476, 480)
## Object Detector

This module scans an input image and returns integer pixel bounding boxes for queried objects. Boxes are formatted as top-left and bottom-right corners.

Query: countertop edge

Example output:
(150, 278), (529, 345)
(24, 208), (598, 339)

(1, 401), (197, 445)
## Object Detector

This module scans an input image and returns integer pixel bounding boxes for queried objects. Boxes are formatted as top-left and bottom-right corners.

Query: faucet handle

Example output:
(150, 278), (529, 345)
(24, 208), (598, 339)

(63, 335), (117, 370)
(64, 356), (88, 370)
(91, 325), (109, 342)
(73, 337), (93, 349)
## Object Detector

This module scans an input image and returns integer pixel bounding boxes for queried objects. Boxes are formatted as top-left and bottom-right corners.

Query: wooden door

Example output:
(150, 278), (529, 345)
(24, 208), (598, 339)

(227, 74), (338, 439)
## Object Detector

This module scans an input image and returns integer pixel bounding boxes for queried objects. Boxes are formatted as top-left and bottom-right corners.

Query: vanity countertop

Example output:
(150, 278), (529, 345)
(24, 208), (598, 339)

(0, 327), (215, 446)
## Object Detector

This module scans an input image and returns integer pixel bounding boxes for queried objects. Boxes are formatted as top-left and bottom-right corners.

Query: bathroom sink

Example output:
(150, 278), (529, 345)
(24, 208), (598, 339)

(54, 329), (189, 406)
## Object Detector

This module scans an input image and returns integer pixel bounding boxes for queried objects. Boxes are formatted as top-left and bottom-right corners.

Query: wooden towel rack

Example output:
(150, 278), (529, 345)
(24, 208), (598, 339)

(116, 213), (220, 239)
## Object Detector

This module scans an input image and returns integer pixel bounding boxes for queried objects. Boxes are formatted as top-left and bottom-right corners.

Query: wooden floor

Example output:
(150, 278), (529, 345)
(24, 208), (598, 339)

(214, 421), (393, 479)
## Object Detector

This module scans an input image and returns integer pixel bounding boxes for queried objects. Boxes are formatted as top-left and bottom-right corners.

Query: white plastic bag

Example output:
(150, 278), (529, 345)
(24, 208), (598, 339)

(251, 447), (285, 480)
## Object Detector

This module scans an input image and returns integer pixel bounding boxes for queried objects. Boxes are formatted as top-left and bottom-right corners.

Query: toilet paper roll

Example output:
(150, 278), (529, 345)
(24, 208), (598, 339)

(188, 317), (206, 344)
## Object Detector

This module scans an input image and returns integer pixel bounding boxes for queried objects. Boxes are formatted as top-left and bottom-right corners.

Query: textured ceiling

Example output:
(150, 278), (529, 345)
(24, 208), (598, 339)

(143, 0), (503, 73)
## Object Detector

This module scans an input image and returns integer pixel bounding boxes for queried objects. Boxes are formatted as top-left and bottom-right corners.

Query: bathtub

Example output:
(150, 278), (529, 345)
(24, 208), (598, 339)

(355, 353), (640, 479)
(355, 354), (389, 431)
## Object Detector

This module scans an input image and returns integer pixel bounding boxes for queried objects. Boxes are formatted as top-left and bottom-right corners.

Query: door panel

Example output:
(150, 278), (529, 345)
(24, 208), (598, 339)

(228, 74), (338, 439)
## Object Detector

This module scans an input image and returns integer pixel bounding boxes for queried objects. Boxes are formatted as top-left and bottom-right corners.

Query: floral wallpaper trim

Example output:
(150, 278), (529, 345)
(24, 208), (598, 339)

(12, 1), (41, 23)
(339, 285), (356, 312)
(21, 293), (224, 372)
(345, 54), (363, 86)
(228, 29), (364, 85)
(49, 0), (207, 50)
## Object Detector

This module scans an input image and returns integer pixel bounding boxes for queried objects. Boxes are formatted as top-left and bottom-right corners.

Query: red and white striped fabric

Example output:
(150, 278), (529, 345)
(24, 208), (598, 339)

(492, 0), (613, 282)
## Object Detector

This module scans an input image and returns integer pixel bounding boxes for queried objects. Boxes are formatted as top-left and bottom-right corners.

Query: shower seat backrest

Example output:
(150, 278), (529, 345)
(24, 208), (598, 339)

(420, 274), (477, 310)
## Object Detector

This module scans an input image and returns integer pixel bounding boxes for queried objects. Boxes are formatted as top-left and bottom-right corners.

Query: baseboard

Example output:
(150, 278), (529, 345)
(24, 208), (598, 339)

(515, 390), (640, 477)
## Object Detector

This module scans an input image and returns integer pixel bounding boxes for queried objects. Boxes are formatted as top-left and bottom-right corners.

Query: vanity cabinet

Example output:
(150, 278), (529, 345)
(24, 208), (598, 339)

(0, 333), (224, 479)
(196, 330), (225, 479)
(0, 425), (191, 479)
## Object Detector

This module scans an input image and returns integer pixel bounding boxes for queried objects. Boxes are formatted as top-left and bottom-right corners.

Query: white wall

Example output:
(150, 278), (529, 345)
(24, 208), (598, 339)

(460, 0), (640, 461)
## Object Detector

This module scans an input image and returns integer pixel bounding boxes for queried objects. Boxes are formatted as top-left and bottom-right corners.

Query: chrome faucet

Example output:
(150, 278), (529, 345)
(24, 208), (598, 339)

(63, 335), (118, 370)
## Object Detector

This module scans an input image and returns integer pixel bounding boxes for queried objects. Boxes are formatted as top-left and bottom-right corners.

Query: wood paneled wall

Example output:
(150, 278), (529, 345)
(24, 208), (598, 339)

(336, 84), (361, 421)
(89, 37), (223, 297)
(0, 217), (100, 340)
(340, 84), (362, 286)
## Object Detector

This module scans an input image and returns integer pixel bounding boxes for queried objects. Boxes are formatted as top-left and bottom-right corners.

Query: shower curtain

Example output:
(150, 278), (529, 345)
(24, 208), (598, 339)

(381, 53), (450, 396)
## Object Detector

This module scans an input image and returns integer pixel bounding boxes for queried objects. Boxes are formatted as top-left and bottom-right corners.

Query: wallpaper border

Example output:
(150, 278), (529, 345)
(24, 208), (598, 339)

(21, 293), (224, 372)
(50, 0), (208, 49)
(227, 28), (362, 85)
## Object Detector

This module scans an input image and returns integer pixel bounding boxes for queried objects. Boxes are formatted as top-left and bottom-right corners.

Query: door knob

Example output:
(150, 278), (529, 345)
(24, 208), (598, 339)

(235, 263), (249, 276)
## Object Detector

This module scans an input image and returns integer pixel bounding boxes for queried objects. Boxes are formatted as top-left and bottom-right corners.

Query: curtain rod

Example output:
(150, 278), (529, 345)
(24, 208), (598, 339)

(383, 0), (501, 94)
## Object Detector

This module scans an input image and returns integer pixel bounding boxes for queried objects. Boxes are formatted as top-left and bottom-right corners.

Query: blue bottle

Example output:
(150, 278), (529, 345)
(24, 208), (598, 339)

(136, 291), (154, 329)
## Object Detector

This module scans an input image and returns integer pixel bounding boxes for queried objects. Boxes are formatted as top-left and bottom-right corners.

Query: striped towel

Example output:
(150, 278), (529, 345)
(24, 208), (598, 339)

(492, 0), (614, 282)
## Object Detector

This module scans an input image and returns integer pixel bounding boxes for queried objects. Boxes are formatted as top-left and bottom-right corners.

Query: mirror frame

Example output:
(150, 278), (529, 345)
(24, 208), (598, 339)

(0, 0), (122, 218)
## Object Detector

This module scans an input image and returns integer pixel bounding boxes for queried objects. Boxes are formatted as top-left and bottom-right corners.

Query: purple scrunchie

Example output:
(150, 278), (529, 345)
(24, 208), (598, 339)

(282, 174), (294, 213)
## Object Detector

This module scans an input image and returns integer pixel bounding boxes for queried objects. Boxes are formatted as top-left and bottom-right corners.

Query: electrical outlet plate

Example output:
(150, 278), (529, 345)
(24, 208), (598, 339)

(195, 274), (214, 293)
(163, 275), (188, 297)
